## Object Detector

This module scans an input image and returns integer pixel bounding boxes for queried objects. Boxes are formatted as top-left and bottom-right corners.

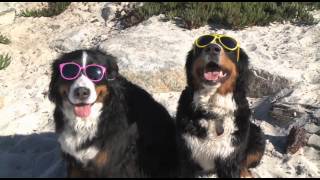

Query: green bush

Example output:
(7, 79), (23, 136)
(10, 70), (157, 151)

(19, 2), (71, 17)
(118, 2), (320, 29)
(0, 34), (10, 45)
(0, 53), (11, 70)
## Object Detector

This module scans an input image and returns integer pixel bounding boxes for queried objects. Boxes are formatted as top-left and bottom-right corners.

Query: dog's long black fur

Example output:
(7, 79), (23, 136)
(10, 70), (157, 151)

(176, 45), (266, 177)
(49, 49), (178, 177)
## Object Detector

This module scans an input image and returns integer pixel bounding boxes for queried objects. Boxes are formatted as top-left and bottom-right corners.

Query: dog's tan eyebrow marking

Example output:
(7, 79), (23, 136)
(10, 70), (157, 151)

(82, 51), (88, 67)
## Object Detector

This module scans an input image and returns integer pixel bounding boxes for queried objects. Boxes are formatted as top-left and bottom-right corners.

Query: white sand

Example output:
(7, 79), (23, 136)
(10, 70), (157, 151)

(0, 2), (319, 178)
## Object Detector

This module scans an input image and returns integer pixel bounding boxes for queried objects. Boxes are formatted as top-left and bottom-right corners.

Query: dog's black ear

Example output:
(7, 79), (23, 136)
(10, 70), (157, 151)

(48, 59), (60, 103)
(237, 48), (249, 76)
(105, 54), (119, 81)
(91, 49), (119, 81)
(238, 48), (249, 64)
(234, 48), (249, 98)
(185, 49), (195, 87)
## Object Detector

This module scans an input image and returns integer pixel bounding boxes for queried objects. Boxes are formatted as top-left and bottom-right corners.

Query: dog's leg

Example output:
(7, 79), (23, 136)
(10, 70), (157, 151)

(239, 123), (266, 178)
(179, 158), (200, 178)
(64, 154), (89, 178)
(240, 168), (253, 178)
(67, 162), (89, 178)
(215, 157), (241, 178)
(244, 123), (266, 168)
(68, 166), (87, 178)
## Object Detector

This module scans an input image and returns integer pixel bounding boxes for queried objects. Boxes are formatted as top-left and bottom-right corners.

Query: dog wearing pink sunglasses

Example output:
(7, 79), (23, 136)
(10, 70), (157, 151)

(48, 49), (178, 177)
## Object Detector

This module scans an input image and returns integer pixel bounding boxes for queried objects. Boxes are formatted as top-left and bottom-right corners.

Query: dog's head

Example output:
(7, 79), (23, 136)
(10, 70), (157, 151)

(49, 49), (119, 119)
(186, 34), (249, 95)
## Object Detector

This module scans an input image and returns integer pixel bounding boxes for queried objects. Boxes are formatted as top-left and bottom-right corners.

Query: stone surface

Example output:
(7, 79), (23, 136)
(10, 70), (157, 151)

(247, 68), (291, 98)
(286, 126), (307, 154)
(0, 2), (47, 13)
(270, 84), (320, 128)
(0, 97), (4, 109)
(99, 16), (320, 97)
(50, 27), (97, 53)
(0, 2), (319, 178)
(304, 123), (320, 134)
(98, 16), (193, 93)
(307, 134), (320, 150)
(0, 8), (15, 26)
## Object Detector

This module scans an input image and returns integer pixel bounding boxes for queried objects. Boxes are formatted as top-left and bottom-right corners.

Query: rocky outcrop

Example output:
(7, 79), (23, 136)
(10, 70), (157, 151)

(0, 8), (15, 25)
(98, 16), (320, 97)
(286, 126), (308, 154)
(0, 2), (319, 178)
(0, 96), (4, 109)
(307, 134), (320, 150)
(98, 16), (193, 92)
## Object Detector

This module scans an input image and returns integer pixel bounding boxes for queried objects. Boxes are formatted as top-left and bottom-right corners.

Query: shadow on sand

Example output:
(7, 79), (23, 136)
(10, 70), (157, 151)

(0, 132), (66, 178)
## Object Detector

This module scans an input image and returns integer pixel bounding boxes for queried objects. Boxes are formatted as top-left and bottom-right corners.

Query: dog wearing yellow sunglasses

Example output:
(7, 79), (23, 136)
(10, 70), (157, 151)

(176, 34), (265, 178)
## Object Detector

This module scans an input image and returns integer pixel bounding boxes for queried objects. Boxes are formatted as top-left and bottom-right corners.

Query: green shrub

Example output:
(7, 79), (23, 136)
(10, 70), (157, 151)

(0, 53), (11, 70)
(0, 34), (10, 45)
(19, 2), (71, 17)
(118, 2), (320, 29)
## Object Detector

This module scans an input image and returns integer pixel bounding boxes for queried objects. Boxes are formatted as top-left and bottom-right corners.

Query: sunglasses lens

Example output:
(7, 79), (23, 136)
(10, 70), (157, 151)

(86, 65), (104, 81)
(62, 63), (80, 79)
(220, 36), (237, 49)
(197, 35), (215, 47)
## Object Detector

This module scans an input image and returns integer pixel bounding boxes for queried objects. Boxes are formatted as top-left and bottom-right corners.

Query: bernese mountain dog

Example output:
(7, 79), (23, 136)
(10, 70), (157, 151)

(176, 34), (266, 178)
(48, 49), (178, 177)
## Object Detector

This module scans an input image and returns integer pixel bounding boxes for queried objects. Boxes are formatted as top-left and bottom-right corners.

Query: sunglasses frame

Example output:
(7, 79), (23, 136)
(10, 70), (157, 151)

(59, 62), (107, 82)
(195, 34), (240, 62)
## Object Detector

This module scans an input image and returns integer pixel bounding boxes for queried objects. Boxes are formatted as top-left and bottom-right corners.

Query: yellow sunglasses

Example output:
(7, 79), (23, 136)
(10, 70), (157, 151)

(194, 34), (240, 62)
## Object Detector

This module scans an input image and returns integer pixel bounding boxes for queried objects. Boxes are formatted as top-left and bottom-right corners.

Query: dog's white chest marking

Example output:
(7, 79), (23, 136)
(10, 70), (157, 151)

(58, 102), (103, 164)
(184, 87), (238, 171)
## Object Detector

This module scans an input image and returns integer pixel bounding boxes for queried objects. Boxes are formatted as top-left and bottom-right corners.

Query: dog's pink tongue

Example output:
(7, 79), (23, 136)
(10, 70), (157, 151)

(74, 105), (91, 118)
(204, 72), (220, 81)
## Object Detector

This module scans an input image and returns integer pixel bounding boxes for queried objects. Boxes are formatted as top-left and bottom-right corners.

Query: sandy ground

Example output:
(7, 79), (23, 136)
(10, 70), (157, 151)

(0, 2), (319, 178)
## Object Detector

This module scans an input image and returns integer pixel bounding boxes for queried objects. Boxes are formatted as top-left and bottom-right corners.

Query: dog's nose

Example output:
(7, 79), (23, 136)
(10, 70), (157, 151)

(216, 126), (224, 136)
(206, 44), (221, 55)
(74, 87), (90, 100)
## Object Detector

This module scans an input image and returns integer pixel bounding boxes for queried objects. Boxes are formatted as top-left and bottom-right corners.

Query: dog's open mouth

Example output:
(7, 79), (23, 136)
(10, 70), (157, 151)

(203, 62), (229, 84)
(73, 103), (93, 118)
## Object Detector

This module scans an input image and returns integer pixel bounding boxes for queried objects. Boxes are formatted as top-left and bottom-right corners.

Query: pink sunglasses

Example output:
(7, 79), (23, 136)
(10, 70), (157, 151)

(59, 62), (107, 82)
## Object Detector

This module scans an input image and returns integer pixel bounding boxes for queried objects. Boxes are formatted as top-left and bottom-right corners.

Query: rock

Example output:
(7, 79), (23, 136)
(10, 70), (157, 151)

(0, 2), (47, 13)
(0, 8), (15, 26)
(50, 27), (96, 53)
(303, 146), (320, 162)
(247, 44), (257, 51)
(247, 69), (291, 98)
(101, 6), (111, 23)
(98, 15), (320, 97)
(152, 92), (181, 117)
(0, 97), (4, 109)
(304, 123), (320, 134)
(286, 126), (307, 154)
(0, 3), (10, 12)
(0, 2), (319, 178)
(270, 85), (320, 128)
(270, 103), (302, 127)
(99, 16), (294, 95)
(307, 134), (320, 150)
(313, 109), (320, 126)
(99, 16), (193, 93)
(252, 88), (297, 127)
